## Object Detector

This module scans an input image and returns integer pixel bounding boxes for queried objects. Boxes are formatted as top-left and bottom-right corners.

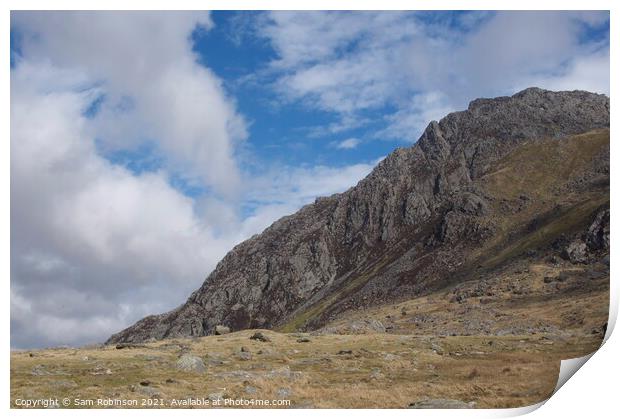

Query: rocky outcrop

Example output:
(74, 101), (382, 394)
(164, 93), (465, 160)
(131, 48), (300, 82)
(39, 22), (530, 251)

(563, 207), (610, 264)
(563, 240), (588, 264)
(107, 88), (609, 344)
(586, 208), (610, 252)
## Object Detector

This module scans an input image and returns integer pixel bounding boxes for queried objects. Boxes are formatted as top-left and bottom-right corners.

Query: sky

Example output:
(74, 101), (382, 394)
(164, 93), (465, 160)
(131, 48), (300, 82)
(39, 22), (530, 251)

(10, 10), (610, 348)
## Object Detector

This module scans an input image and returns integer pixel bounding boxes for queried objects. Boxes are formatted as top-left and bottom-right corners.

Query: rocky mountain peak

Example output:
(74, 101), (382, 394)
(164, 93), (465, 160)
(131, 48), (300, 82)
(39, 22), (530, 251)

(107, 88), (609, 344)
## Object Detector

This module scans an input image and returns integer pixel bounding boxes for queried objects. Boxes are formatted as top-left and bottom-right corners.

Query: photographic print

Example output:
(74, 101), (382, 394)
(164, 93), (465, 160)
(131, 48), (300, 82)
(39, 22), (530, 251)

(9, 8), (611, 410)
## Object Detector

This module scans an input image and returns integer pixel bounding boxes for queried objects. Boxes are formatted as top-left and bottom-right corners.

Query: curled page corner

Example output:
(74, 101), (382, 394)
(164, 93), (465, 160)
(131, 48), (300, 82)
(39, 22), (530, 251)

(543, 281), (617, 408)
(494, 352), (599, 417)
(553, 352), (595, 394)
(540, 319), (613, 410)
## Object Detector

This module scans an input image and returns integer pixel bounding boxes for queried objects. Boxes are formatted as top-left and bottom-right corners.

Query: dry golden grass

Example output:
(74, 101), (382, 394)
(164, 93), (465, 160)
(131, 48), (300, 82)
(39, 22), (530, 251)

(11, 330), (602, 409)
(11, 239), (608, 409)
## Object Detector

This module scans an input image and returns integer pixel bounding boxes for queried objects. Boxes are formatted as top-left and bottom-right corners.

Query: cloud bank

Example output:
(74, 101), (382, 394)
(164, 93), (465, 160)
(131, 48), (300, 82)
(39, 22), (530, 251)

(257, 11), (609, 141)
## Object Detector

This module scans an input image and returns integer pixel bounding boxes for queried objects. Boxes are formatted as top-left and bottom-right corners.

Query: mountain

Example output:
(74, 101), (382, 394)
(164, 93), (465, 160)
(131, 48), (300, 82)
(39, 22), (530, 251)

(107, 87), (610, 344)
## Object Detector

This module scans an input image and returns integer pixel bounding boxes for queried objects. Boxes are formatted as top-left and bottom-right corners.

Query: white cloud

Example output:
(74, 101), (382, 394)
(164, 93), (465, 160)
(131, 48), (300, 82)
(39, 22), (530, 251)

(10, 63), (233, 347)
(332, 138), (361, 150)
(257, 11), (610, 141)
(12, 11), (247, 196)
(523, 47), (610, 95)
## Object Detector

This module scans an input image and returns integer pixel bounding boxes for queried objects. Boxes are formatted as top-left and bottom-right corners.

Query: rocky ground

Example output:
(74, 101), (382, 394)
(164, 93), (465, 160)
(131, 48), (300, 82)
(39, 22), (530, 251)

(11, 256), (607, 409)
(10, 333), (602, 409)
(321, 253), (609, 338)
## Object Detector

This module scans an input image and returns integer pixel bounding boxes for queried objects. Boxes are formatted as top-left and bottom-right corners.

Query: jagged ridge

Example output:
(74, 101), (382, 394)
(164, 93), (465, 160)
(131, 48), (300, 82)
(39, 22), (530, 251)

(107, 87), (609, 344)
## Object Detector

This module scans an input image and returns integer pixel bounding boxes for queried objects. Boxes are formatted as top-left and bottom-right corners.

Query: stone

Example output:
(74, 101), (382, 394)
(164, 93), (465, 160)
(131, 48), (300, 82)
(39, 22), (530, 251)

(50, 379), (78, 389)
(208, 392), (225, 402)
(369, 368), (384, 380)
(563, 240), (587, 264)
(31, 365), (52, 376)
(138, 386), (161, 398)
(276, 387), (292, 398)
(90, 365), (112, 375)
(207, 357), (225, 366)
(431, 343), (444, 355)
(176, 354), (206, 373)
(409, 399), (475, 409)
(238, 351), (252, 361)
(214, 325), (231, 335)
(266, 366), (303, 381)
(115, 343), (145, 349)
(348, 319), (386, 333)
(249, 332), (270, 342)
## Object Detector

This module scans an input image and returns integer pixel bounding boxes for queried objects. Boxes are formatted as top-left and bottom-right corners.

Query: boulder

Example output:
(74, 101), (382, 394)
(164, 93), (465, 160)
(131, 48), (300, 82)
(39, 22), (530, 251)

(238, 352), (252, 361)
(214, 325), (231, 335)
(249, 332), (270, 342)
(176, 354), (206, 373)
(562, 240), (587, 264)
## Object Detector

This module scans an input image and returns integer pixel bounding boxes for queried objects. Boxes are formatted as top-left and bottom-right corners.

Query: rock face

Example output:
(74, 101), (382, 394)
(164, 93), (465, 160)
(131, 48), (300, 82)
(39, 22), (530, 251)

(586, 208), (610, 251)
(106, 88), (610, 344)
(563, 208), (610, 263)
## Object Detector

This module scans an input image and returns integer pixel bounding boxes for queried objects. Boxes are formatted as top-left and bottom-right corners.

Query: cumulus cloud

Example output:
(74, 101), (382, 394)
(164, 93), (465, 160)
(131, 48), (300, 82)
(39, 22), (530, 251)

(256, 11), (610, 141)
(331, 138), (361, 150)
(10, 62), (232, 347)
(12, 11), (246, 196)
(10, 12), (377, 348)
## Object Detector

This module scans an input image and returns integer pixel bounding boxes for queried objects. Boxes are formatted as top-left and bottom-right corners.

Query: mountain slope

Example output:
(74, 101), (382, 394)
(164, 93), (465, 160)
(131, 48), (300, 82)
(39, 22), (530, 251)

(107, 88), (609, 344)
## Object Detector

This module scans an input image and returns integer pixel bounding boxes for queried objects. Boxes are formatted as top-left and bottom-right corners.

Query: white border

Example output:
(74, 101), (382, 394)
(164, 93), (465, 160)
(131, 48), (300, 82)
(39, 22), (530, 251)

(3, 2), (617, 419)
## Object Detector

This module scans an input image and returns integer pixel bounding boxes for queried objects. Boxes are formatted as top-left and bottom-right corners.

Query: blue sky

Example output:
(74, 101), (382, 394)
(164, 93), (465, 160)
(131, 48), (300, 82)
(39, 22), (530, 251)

(191, 11), (399, 170)
(10, 11), (610, 348)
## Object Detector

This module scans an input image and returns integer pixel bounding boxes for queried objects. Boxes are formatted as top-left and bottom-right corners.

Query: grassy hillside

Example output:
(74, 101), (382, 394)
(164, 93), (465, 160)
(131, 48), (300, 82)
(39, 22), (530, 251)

(276, 130), (609, 332)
